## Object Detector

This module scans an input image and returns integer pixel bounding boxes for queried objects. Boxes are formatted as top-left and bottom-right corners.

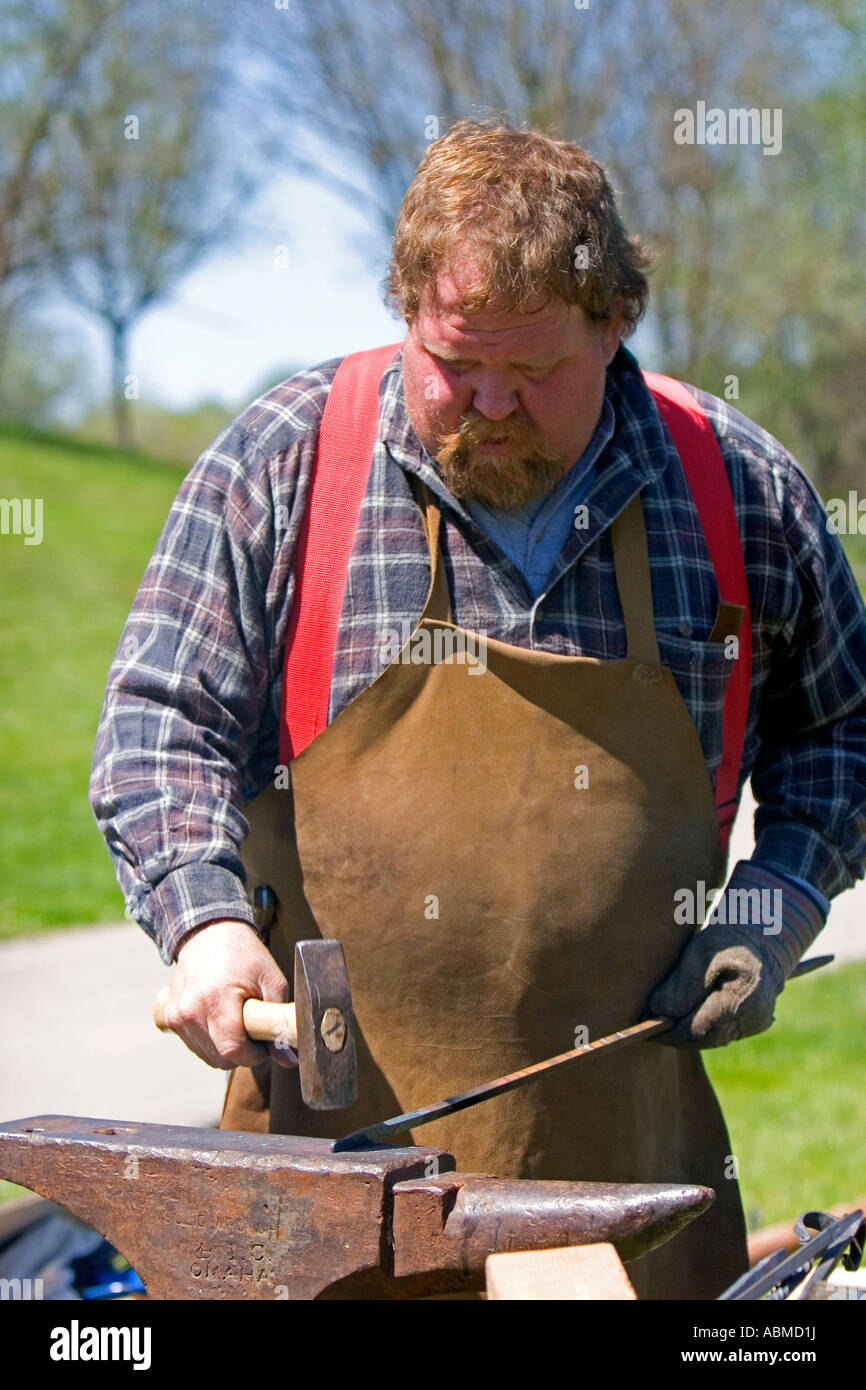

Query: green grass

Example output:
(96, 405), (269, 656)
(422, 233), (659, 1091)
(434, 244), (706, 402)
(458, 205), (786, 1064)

(705, 958), (866, 1229)
(0, 423), (186, 936)
(0, 1180), (30, 1205)
(843, 532), (866, 596)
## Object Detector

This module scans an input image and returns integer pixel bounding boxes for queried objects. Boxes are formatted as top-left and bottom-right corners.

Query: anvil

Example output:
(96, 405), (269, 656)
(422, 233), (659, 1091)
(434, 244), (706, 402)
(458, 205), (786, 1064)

(0, 1115), (715, 1299)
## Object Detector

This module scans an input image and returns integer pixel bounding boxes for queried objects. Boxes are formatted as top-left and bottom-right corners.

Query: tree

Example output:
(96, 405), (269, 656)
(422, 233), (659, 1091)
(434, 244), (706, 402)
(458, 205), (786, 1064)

(40, 3), (258, 448)
(0, 311), (90, 427)
(0, 0), (134, 419)
(0, 0), (132, 302)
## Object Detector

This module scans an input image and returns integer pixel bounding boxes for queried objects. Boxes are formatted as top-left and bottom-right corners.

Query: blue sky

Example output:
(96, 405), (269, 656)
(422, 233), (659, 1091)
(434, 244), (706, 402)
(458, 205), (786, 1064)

(60, 170), (404, 415)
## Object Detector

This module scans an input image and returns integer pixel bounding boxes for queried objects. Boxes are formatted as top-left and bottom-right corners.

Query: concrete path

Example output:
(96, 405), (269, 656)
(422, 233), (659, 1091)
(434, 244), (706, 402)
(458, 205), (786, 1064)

(0, 785), (862, 1128)
(727, 785), (863, 966)
(0, 920), (227, 1127)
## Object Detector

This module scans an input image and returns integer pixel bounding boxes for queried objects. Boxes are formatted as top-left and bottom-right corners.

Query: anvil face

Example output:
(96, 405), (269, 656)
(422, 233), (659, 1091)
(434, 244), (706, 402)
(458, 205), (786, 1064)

(0, 1115), (715, 1300)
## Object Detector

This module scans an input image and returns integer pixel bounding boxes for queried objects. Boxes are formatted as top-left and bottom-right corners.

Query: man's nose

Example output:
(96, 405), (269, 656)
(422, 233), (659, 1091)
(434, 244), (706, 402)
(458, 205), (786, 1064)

(470, 373), (519, 420)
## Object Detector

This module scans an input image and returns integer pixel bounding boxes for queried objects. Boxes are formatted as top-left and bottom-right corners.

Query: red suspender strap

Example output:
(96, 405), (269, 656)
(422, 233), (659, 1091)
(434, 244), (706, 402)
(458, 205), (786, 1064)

(643, 371), (752, 851)
(279, 342), (403, 765)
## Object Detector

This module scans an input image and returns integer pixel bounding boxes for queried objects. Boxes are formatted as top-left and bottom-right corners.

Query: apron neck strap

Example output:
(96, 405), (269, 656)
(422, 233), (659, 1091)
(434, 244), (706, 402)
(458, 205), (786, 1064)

(412, 477), (454, 624)
(610, 493), (661, 665)
(413, 478), (660, 664)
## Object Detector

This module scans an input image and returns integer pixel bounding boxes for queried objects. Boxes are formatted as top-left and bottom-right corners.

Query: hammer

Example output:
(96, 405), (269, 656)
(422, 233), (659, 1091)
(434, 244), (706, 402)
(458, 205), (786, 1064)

(153, 938), (356, 1110)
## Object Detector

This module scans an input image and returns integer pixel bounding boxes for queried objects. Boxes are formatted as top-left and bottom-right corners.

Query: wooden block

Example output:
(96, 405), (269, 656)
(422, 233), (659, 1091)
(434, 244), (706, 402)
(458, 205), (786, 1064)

(485, 1243), (637, 1301)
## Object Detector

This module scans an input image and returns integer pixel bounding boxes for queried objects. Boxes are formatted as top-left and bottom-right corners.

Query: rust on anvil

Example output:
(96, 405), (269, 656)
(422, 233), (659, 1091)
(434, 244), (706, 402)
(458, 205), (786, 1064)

(0, 1115), (715, 1300)
(0, 1115), (454, 1300)
(390, 1172), (716, 1280)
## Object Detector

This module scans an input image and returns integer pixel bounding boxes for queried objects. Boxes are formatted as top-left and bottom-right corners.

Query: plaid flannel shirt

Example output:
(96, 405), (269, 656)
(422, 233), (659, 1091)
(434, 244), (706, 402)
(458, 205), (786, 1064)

(90, 343), (866, 965)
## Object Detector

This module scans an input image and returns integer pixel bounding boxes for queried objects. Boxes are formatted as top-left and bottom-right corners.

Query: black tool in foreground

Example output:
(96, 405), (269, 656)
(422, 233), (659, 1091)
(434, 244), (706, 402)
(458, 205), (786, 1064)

(331, 954), (834, 1151)
(718, 1207), (864, 1300)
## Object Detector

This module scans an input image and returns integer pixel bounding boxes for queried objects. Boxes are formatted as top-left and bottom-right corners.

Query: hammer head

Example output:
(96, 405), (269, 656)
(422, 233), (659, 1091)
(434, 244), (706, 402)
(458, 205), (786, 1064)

(294, 940), (357, 1110)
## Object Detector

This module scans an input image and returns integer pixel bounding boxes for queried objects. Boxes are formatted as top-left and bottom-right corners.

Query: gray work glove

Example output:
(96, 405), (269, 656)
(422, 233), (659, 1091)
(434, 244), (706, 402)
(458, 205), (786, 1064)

(646, 924), (785, 1049)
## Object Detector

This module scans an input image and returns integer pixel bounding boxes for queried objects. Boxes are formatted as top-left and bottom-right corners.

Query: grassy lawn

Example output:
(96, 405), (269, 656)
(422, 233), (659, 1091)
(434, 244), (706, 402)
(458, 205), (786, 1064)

(843, 532), (866, 596)
(0, 1180), (29, 1204)
(0, 425), (186, 936)
(705, 957), (866, 1228)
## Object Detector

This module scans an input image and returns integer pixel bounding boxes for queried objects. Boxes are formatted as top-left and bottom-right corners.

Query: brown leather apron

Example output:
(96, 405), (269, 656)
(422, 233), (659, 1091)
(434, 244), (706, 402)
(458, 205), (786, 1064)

(223, 481), (748, 1299)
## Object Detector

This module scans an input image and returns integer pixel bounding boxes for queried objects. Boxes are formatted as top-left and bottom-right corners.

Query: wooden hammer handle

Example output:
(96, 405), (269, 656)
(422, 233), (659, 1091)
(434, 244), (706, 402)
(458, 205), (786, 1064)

(153, 989), (298, 1048)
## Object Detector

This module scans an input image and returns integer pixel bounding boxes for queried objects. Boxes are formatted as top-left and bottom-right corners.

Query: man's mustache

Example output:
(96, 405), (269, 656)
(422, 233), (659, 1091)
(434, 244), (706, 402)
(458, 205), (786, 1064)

(444, 411), (540, 450)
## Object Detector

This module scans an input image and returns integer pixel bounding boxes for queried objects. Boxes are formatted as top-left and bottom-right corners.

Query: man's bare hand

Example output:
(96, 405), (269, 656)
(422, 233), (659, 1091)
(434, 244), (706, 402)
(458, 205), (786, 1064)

(163, 918), (298, 1071)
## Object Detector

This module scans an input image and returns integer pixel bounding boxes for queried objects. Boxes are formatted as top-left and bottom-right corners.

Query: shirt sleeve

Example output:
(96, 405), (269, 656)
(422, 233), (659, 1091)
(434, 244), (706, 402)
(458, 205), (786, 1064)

(748, 451), (866, 903)
(89, 370), (333, 963)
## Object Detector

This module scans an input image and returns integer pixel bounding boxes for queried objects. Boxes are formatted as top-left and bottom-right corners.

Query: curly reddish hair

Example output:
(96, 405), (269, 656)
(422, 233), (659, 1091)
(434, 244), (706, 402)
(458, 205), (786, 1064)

(385, 118), (653, 335)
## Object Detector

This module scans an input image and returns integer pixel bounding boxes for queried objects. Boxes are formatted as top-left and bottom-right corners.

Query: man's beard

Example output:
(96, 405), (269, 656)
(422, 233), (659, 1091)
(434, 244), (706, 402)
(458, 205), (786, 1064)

(433, 411), (566, 508)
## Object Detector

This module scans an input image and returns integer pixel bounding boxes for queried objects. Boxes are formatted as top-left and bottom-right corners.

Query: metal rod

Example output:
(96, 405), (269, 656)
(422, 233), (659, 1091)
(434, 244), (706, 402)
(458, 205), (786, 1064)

(332, 954), (834, 1152)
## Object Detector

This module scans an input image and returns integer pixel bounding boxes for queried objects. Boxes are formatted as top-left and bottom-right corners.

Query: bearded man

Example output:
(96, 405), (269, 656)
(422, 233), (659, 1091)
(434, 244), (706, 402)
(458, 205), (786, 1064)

(90, 120), (866, 1299)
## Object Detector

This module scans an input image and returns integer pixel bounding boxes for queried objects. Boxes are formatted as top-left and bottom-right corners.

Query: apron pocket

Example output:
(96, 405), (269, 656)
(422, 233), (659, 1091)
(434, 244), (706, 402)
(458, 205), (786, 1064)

(656, 631), (736, 777)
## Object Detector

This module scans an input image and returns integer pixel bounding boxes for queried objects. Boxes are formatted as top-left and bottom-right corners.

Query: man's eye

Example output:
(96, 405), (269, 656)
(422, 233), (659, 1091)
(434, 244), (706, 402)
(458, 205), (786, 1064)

(518, 365), (551, 381)
(432, 355), (550, 376)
